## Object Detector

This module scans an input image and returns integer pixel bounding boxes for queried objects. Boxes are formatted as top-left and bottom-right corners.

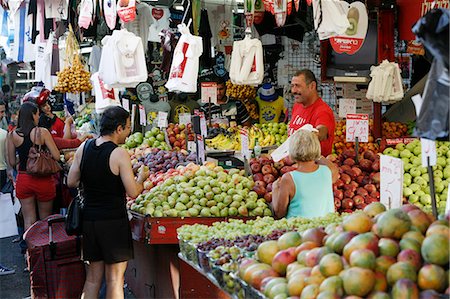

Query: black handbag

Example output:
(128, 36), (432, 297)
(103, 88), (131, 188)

(65, 140), (92, 236)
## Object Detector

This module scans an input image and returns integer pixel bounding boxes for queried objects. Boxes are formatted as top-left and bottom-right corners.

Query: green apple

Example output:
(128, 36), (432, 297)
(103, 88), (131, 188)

(404, 175), (412, 186)
(420, 194), (432, 205)
(434, 169), (444, 179)
(435, 181), (445, 193)
(383, 148), (393, 155)
(413, 146), (422, 156)
(437, 157), (447, 167)
(406, 142), (416, 151)
(409, 183), (420, 192)
(410, 167), (421, 178)
(402, 157), (410, 164)
(403, 187), (413, 197)
(416, 190), (425, 197)
(396, 143), (406, 151)
(404, 163), (413, 172)
(391, 149), (400, 158)
(421, 173), (430, 183)
(408, 193), (419, 203)
(411, 157), (421, 166)
(419, 167), (428, 174)
(400, 149), (412, 159)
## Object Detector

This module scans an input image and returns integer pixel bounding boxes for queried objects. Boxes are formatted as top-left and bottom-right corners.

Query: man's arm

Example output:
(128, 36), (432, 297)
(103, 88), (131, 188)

(316, 125), (328, 141)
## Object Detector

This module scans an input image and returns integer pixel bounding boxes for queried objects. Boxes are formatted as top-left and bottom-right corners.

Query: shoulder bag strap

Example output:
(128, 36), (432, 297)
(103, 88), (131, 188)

(80, 138), (93, 174)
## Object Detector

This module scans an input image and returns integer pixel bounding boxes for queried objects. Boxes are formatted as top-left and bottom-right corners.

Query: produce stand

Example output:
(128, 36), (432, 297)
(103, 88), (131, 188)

(125, 212), (256, 298)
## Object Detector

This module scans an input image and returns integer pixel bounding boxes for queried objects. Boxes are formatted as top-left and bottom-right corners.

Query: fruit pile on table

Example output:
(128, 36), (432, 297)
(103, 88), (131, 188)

(383, 140), (450, 215)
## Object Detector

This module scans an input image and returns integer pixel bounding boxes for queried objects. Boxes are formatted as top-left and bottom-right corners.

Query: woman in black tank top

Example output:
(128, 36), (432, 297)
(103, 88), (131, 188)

(67, 106), (150, 298)
(6, 102), (60, 231)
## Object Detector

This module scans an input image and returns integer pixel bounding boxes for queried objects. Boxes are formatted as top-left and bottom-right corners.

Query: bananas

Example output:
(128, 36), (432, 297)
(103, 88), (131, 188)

(205, 123), (288, 151)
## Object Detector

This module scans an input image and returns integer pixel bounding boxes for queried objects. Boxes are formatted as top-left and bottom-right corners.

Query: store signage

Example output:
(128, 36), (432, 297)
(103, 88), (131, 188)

(345, 113), (369, 142)
(397, 0), (449, 41)
(385, 138), (418, 146)
(330, 1), (368, 55)
(201, 82), (217, 104)
(421, 138), (437, 167)
(122, 98), (130, 112)
(157, 111), (168, 128)
(117, 0), (136, 23)
(139, 105), (147, 126)
(380, 155), (404, 210)
(338, 98), (356, 118)
(179, 113), (191, 125)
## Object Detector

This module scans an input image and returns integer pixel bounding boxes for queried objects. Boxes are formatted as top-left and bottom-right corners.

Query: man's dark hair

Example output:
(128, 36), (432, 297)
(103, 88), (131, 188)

(100, 106), (130, 136)
(1, 85), (10, 94)
(294, 69), (318, 87)
(0, 100), (5, 106)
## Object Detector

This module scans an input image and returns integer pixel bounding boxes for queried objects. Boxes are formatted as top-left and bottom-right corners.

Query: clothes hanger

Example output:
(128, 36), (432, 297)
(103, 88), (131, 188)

(181, 0), (191, 25)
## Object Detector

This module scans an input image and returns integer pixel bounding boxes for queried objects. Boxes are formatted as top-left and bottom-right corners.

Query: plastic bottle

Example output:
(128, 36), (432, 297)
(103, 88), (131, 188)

(254, 138), (261, 158)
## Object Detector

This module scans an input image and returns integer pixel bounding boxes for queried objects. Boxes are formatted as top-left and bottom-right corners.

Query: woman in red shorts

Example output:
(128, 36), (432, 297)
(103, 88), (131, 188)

(7, 102), (60, 230)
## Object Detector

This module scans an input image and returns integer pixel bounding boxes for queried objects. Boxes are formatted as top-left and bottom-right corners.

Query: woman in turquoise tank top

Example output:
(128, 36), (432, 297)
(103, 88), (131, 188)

(271, 129), (339, 219)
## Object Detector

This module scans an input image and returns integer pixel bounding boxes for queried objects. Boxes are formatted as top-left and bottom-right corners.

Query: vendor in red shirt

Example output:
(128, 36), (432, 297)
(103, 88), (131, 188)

(288, 69), (335, 157)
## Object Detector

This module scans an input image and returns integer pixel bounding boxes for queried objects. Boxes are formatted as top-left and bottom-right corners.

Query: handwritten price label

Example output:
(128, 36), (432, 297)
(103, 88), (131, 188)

(339, 98), (356, 118)
(380, 155), (404, 210)
(346, 114), (369, 143)
(157, 111), (168, 128)
(179, 113), (191, 125)
(421, 138), (437, 167)
(201, 82), (217, 104)
(240, 129), (250, 159)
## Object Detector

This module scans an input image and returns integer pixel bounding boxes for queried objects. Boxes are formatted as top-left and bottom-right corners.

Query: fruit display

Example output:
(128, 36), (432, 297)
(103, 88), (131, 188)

(329, 149), (381, 213)
(130, 148), (196, 174)
(54, 56), (92, 93)
(334, 120), (409, 155)
(74, 113), (92, 128)
(383, 140), (450, 215)
(129, 163), (273, 217)
(250, 155), (297, 202)
(166, 123), (195, 151)
(225, 81), (259, 119)
(206, 123), (288, 151)
(124, 128), (169, 150)
(238, 203), (449, 298)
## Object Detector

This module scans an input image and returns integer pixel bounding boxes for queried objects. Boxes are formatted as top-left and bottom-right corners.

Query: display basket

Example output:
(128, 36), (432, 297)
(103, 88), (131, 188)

(178, 237), (197, 263)
(210, 263), (223, 286)
(197, 248), (211, 273)
(238, 276), (266, 299)
(229, 272), (245, 299)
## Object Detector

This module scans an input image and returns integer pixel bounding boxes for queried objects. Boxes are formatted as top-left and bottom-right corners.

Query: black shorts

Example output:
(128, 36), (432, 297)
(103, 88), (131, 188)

(82, 218), (134, 264)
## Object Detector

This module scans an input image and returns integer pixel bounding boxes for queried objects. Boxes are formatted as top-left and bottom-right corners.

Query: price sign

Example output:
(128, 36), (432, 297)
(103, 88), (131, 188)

(188, 141), (196, 153)
(157, 111), (168, 128)
(179, 113), (191, 125)
(339, 98), (356, 118)
(240, 129), (250, 159)
(380, 155), (404, 210)
(138, 105), (146, 126)
(446, 187), (450, 213)
(122, 98), (130, 112)
(197, 135), (206, 164)
(346, 114), (369, 143)
(201, 82), (217, 104)
(131, 104), (136, 132)
(421, 138), (437, 167)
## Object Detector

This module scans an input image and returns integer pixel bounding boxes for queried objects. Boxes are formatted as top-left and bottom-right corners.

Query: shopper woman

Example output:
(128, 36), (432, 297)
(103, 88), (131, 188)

(67, 106), (149, 299)
(271, 129), (339, 219)
(6, 102), (60, 230)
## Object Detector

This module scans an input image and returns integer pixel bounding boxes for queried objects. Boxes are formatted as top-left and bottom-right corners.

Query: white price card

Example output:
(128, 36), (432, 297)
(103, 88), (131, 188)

(139, 105), (146, 126)
(421, 138), (437, 167)
(271, 133), (295, 162)
(197, 135), (205, 164)
(188, 141), (196, 153)
(122, 98), (130, 112)
(179, 113), (191, 125)
(380, 155), (404, 210)
(201, 82), (217, 104)
(131, 104), (136, 132)
(346, 114), (369, 143)
(157, 111), (168, 128)
(339, 98), (356, 118)
(446, 187), (450, 213)
(240, 129), (250, 159)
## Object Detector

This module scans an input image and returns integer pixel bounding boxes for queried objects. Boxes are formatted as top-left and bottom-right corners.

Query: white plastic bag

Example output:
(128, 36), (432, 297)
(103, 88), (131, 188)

(0, 193), (18, 238)
(91, 72), (121, 113)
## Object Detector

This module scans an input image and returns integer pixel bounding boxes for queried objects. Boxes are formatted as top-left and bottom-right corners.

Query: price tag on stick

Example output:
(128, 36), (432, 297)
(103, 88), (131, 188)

(157, 111), (168, 128)
(339, 98), (356, 118)
(122, 98), (130, 112)
(138, 105), (147, 126)
(346, 114), (369, 143)
(421, 138), (437, 167)
(240, 129), (250, 159)
(179, 113), (191, 125)
(201, 82), (217, 104)
(380, 155), (404, 210)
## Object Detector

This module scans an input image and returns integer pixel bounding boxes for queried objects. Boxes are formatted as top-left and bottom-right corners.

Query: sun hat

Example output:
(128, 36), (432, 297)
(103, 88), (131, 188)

(259, 82), (278, 101)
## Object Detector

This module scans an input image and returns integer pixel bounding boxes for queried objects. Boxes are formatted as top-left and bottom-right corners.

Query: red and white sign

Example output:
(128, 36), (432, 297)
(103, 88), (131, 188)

(152, 8), (164, 20)
(380, 155), (404, 210)
(346, 113), (369, 142)
(330, 1), (368, 55)
(240, 129), (250, 159)
(117, 0), (136, 23)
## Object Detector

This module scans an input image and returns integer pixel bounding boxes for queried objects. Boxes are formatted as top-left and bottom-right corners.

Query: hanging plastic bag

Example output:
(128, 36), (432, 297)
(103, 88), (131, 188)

(104, 0), (117, 30)
(412, 8), (449, 140)
(78, 0), (94, 29)
(91, 72), (121, 113)
(117, 0), (136, 23)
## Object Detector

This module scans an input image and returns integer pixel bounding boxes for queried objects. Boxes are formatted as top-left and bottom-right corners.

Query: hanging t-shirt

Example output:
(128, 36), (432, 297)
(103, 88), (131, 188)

(142, 99), (171, 130)
(288, 98), (335, 157)
(169, 99), (200, 123)
(165, 24), (203, 93)
(45, 0), (69, 20)
(88, 45), (102, 73)
(198, 9), (212, 70)
(256, 96), (285, 123)
(34, 33), (56, 90)
(11, 0), (35, 63)
(148, 6), (170, 43)
(122, 2), (152, 52)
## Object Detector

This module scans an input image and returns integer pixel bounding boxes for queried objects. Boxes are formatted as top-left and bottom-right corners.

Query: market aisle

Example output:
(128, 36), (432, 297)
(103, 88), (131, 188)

(0, 235), (137, 299)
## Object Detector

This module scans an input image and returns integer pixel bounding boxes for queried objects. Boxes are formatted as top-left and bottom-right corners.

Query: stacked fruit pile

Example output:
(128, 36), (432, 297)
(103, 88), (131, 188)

(239, 203), (449, 298)
(225, 81), (258, 119)
(250, 155), (297, 202)
(130, 163), (272, 217)
(124, 128), (170, 150)
(130, 148), (196, 174)
(383, 140), (450, 214)
(334, 120), (408, 155)
(330, 149), (381, 212)
(166, 123), (195, 151)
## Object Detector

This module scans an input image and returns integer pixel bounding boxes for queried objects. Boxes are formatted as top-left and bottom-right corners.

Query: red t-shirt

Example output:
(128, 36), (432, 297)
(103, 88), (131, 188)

(50, 117), (65, 138)
(288, 98), (336, 157)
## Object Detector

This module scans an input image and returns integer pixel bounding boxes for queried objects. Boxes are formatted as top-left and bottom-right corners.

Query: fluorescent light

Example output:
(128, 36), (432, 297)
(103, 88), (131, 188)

(174, 5), (184, 10)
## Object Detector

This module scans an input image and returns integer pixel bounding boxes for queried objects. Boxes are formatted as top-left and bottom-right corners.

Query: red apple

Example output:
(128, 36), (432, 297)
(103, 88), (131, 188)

(263, 174), (276, 184)
(372, 160), (380, 172)
(264, 192), (272, 203)
(340, 173), (351, 184)
(364, 184), (377, 193)
(253, 185), (266, 197)
(356, 187), (369, 197)
(334, 179), (344, 188)
(262, 164), (273, 175)
(334, 189), (344, 200)
(370, 190), (380, 199)
(363, 150), (376, 162)
(334, 198), (342, 209)
(343, 158), (356, 166)
(342, 198), (354, 210)
(344, 190), (355, 198)
(255, 180), (266, 188)
(251, 162), (262, 174)
(266, 183), (273, 192)
(353, 195), (364, 206)
(253, 173), (264, 182)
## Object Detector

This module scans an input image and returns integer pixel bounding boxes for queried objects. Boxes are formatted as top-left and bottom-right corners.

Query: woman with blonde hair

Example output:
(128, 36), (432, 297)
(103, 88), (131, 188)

(272, 128), (338, 218)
